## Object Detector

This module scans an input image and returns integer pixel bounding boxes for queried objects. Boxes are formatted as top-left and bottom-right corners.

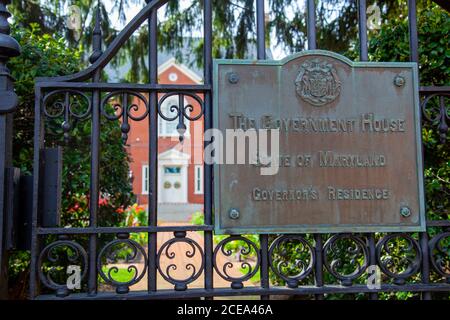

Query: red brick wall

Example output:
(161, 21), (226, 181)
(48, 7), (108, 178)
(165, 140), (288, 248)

(126, 63), (204, 205)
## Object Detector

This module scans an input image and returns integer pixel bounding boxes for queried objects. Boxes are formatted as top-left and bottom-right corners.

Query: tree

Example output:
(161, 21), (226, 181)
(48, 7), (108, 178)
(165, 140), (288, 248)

(7, 23), (134, 298)
(9, 0), (440, 83)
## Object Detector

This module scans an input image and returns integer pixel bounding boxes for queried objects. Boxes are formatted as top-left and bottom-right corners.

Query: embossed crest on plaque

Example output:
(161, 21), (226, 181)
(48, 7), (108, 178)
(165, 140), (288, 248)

(295, 58), (341, 106)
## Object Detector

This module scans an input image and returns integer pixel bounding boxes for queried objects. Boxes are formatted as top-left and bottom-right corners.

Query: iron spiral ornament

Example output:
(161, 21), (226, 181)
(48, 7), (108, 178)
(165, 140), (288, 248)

(37, 238), (88, 297)
(97, 234), (148, 294)
(156, 231), (204, 291)
(213, 236), (261, 289)
(43, 89), (92, 142)
(157, 92), (204, 142)
(421, 93), (449, 143)
(376, 233), (422, 285)
(100, 90), (149, 143)
(268, 235), (315, 288)
(323, 234), (369, 286)
(429, 231), (450, 283)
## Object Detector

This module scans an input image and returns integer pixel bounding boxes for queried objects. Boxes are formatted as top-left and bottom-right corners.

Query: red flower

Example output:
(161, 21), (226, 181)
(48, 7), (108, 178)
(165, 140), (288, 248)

(116, 207), (124, 214)
(99, 197), (108, 206)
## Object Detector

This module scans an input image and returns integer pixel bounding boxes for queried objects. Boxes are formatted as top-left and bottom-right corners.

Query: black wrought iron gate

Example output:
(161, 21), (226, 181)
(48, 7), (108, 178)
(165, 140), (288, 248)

(0, 0), (449, 300)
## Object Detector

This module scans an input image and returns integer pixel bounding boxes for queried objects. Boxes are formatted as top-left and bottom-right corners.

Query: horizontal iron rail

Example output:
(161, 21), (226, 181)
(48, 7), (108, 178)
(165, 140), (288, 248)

(419, 86), (450, 93)
(425, 220), (450, 227)
(37, 225), (214, 235)
(36, 82), (211, 92)
(35, 283), (450, 300)
(34, 83), (448, 95)
(36, 221), (449, 235)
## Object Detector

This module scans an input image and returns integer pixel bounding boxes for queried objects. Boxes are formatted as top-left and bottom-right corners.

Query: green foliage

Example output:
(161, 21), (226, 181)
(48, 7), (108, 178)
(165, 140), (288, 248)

(367, 5), (450, 223)
(7, 24), (134, 297)
(190, 211), (259, 256)
(10, 23), (81, 173)
(7, 24), (83, 293)
(190, 211), (205, 226)
(100, 266), (137, 284)
(120, 204), (149, 245)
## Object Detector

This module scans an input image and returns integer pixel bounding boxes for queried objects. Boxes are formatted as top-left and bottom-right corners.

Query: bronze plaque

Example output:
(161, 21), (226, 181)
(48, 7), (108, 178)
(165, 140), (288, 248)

(213, 51), (425, 234)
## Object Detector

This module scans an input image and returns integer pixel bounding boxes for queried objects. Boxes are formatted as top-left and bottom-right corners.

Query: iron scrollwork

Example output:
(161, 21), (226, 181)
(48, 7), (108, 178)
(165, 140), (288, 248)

(376, 233), (422, 285)
(156, 231), (204, 291)
(97, 234), (148, 294)
(421, 93), (449, 143)
(323, 234), (369, 286)
(157, 92), (204, 142)
(100, 90), (149, 143)
(43, 89), (92, 141)
(37, 237), (88, 297)
(213, 236), (261, 289)
(268, 235), (315, 288)
(429, 231), (450, 283)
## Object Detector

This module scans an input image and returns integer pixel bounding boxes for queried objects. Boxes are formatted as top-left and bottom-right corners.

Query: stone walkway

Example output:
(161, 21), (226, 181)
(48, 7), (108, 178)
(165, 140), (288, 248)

(100, 222), (258, 292)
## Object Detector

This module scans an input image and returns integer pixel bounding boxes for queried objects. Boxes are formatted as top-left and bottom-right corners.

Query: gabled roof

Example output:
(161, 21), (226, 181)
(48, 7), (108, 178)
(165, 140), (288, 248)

(158, 57), (203, 84)
(158, 148), (191, 161)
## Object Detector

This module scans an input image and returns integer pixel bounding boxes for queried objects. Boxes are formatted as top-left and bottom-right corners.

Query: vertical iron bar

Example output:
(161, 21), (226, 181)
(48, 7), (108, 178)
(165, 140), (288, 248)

(203, 0), (214, 298)
(148, 2), (158, 292)
(368, 234), (378, 300)
(87, 7), (103, 295)
(408, 0), (430, 300)
(359, 2), (374, 299)
(308, 0), (320, 299)
(420, 232), (431, 300)
(408, 0), (419, 63)
(256, 0), (270, 301)
(0, 0), (20, 299)
(30, 87), (43, 299)
(88, 70), (101, 296)
(358, 0), (368, 61)
(306, 0), (316, 50)
(0, 114), (13, 298)
(314, 234), (323, 300)
(256, 0), (266, 60)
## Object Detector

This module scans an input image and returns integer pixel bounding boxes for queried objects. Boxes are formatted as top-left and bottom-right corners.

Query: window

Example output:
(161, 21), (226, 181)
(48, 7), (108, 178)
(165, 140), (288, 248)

(158, 96), (190, 137)
(142, 165), (149, 194)
(194, 165), (203, 194)
(164, 166), (181, 174)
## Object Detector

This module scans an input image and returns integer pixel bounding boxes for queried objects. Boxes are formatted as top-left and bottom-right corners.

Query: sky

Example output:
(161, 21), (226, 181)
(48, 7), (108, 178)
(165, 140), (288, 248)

(102, 0), (299, 60)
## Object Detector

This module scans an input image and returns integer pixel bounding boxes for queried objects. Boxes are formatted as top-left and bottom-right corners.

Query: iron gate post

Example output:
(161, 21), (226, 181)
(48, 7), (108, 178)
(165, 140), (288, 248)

(0, 0), (20, 299)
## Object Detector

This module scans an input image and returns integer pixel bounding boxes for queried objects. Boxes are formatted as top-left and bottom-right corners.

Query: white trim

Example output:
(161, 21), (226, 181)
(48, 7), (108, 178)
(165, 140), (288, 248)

(194, 165), (203, 194)
(158, 148), (191, 161)
(158, 149), (190, 203)
(158, 57), (203, 84)
(142, 165), (149, 195)
(158, 95), (190, 137)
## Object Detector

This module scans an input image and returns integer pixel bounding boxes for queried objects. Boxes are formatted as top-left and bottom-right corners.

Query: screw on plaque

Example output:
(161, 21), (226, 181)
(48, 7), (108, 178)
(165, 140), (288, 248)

(229, 208), (240, 220)
(400, 206), (411, 217)
(228, 72), (239, 84)
(394, 75), (405, 87)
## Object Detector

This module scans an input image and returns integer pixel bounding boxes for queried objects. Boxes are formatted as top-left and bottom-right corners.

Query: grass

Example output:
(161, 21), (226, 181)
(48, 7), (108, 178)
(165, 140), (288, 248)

(100, 266), (137, 283)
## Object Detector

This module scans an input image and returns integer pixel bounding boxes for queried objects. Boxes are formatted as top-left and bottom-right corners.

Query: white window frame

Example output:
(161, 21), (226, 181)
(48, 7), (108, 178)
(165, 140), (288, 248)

(142, 165), (149, 194)
(158, 96), (190, 137)
(194, 165), (203, 194)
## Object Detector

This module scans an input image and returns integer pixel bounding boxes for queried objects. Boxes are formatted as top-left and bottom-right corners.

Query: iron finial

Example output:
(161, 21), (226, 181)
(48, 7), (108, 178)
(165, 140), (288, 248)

(0, 0), (20, 114)
(89, 5), (103, 64)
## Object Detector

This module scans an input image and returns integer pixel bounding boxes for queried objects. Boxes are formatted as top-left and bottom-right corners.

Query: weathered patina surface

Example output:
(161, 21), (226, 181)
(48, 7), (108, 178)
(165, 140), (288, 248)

(213, 50), (425, 234)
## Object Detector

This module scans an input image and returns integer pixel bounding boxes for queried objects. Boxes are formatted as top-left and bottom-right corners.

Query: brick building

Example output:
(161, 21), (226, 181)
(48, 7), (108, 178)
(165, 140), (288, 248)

(126, 58), (204, 221)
